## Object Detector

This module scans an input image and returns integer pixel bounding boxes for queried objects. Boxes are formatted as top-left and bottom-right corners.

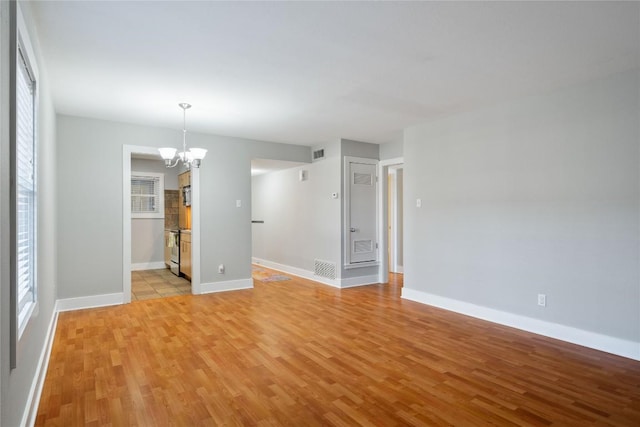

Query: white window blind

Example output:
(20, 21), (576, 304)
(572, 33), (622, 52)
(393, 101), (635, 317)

(131, 172), (164, 218)
(16, 45), (37, 335)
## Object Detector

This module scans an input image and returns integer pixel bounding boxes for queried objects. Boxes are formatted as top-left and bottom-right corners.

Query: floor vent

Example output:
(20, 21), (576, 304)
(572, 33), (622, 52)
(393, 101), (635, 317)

(314, 259), (336, 280)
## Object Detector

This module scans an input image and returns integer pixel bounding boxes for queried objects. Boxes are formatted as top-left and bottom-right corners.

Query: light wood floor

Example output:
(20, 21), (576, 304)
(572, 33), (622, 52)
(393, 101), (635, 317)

(36, 269), (639, 426)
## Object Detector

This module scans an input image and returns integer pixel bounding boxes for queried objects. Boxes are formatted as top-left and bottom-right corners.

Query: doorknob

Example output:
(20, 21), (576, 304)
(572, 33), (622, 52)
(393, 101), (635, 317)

(350, 228), (356, 232)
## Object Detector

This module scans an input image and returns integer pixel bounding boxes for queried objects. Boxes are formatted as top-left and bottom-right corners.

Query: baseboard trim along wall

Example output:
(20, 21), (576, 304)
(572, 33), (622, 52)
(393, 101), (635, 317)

(252, 257), (379, 288)
(131, 261), (166, 271)
(22, 309), (60, 427)
(340, 275), (380, 288)
(253, 257), (339, 287)
(56, 292), (124, 312)
(198, 278), (253, 294)
(401, 288), (640, 361)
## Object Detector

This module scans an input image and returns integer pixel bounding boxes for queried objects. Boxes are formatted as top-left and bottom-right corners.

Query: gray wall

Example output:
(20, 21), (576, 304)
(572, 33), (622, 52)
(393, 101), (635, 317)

(57, 115), (310, 298)
(1, 2), (58, 426)
(251, 138), (383, 283)
(404, 69), (639, 342)
(132, 157), (179, 190)
(380, 139), (403, 160)
(252, 143), (341, 274)
(130, 158), (177, 266)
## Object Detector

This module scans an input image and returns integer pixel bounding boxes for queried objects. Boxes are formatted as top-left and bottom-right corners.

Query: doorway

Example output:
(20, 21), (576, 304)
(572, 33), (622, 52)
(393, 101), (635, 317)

(123, 145), (201, 303)
(378, 158), (404, 284)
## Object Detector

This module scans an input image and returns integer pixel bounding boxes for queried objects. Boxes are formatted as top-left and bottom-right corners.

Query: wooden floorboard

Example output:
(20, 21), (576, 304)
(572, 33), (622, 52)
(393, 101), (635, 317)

(36, 270), (640, 426)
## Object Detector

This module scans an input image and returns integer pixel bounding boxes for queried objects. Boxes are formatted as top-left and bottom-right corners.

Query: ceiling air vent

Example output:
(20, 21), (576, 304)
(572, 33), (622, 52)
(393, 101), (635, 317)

(312, 148), (325, 162)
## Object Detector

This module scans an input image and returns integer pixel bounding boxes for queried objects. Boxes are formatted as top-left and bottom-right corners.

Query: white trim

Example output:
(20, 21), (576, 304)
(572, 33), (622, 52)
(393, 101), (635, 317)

(343, 156), (379, 267)
(254, 257), (341, 287)
(198, 278), (253, 294)
(22, 308), (58, 427)
(343, 261), (379, 270)
(339, 275), (380, 288)
(56, 293), (124, 312)
(131, 262), (167, 271)
(253, 257), (380, 289)
(190, 167), (201, 295)
(395, 265), (404, 273)
(378, 157), (404, 283)
(402, 288), (640, 361)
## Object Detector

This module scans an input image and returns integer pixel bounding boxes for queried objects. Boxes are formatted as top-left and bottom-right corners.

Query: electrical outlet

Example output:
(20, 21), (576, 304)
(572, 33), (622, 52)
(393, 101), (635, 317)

(537, 294), (546, 307)
(218, 264), (225, 274)
(416, 198), (422, 208)
(236, 200), (242, 208)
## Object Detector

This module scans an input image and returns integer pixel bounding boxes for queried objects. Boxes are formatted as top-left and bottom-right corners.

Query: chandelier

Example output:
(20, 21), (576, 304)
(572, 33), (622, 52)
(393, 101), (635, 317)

(159, 103), (207, 168)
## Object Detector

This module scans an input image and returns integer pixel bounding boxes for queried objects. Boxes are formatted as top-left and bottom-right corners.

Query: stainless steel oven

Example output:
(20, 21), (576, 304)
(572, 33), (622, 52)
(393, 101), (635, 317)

(168, 230), (180, 275)
(183, 185), (191, 206)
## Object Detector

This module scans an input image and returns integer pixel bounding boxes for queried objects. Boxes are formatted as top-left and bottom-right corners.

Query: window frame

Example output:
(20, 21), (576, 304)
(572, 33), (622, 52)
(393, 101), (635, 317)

(11, 4), (39, 348)
(131, 171), (165, 219)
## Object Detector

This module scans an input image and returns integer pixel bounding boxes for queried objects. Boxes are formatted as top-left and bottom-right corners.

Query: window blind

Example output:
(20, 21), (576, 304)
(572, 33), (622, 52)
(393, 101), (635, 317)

(131, 175), (160, 213)
(16, 46), (37, 331)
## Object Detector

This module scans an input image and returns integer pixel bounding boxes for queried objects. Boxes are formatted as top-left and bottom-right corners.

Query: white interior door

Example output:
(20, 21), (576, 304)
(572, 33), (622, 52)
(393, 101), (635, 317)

(347, 160), (377, 264)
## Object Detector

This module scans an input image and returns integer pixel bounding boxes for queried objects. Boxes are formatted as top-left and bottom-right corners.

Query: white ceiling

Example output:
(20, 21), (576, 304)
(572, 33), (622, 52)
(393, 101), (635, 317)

(30, 1), (639, 146)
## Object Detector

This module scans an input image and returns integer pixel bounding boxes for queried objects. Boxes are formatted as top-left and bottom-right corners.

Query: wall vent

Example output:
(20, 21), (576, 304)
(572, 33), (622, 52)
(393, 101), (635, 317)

(312, 148), (325, 162)
(314, 259), (336, 280)
(354, 239), (373, 253)
(353, 172), (372, 186)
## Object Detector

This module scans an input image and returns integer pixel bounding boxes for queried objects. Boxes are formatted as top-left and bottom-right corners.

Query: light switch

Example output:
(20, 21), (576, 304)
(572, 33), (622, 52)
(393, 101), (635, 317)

(236, 200), (242, 208)
(416, 198), (422, 208)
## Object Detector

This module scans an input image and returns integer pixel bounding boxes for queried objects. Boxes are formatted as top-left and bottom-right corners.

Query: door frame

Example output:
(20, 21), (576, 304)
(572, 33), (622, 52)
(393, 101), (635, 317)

(388, 165), (403, 273)
(122, 145), (201, 303)
(377, 157), (404, 283)
(343, 156), (379, 268)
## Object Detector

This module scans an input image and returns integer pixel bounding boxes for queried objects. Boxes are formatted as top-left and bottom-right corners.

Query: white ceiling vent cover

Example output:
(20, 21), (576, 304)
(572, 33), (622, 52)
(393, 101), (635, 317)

(314, 259), (336, 280)
(312, 148), (325, 162)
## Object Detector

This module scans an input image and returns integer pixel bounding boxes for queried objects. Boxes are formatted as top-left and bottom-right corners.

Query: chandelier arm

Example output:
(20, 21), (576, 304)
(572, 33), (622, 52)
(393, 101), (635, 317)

(166, 157), (181, 168)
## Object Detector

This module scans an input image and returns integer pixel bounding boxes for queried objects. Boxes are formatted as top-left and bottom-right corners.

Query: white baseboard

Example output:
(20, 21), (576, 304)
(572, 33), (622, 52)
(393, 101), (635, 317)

(198, 278), (253, 294)
(253, 257), (380, 289)
(131, 261), (166, 271)
(22, 308), (59, 427)
(56, 292), (124, 312)
(340, 274), (380, 288)
(393, 265), (404, 273)
(253, 257), (340, 287)
(402, 288), (640, 361)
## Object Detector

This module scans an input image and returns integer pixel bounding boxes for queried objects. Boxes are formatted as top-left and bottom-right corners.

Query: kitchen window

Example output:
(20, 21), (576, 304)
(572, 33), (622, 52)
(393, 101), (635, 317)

(131, 172), (164, 219)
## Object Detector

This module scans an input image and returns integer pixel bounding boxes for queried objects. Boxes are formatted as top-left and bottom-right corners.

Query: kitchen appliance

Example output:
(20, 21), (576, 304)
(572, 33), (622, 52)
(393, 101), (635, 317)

(168, 230), (180, 275)
(183, 185), (191, 207)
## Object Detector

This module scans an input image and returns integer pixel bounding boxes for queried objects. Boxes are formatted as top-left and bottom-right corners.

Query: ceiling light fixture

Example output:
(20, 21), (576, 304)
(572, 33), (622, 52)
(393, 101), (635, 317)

(159, 103), (207, 169)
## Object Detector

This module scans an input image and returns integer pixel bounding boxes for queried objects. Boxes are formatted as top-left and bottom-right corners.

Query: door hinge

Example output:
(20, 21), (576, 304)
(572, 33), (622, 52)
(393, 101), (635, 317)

(376, 242), (378, 249)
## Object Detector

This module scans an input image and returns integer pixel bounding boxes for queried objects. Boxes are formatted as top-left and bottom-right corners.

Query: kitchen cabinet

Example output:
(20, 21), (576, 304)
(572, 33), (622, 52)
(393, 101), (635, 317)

(178, 171), (191, 188)
(178, 171), (191, 229)
(180, 231), (192, 279)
